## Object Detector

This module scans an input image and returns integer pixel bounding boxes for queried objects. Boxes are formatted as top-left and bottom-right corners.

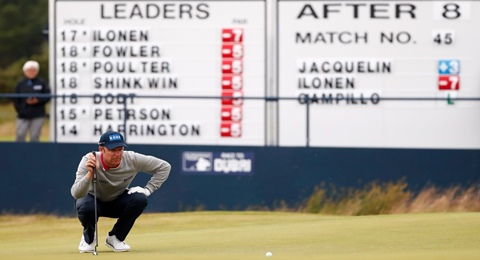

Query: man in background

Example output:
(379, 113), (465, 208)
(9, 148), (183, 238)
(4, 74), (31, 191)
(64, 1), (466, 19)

(13, 60), (50, 142)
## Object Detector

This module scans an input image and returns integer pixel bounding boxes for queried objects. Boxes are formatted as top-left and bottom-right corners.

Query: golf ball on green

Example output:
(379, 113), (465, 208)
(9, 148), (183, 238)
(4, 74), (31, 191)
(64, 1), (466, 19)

(266, 252), (272, 257)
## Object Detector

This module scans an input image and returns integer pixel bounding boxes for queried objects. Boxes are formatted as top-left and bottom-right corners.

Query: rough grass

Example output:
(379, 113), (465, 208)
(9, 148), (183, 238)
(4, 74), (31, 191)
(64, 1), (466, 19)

(302, 179), (480, 215)
(0, 211), (479, 260)
(0, 102), (50, 141)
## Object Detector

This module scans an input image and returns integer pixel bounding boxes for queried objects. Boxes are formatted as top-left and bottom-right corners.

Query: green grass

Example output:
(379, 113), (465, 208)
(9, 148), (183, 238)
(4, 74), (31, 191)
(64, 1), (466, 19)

(0, 211), (479, 260)
(0, 102), (50, 141)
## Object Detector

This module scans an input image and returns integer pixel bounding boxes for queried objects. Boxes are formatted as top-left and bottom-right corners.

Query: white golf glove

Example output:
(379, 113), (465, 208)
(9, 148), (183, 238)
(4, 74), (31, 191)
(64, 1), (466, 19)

(127, 186), (151, 197)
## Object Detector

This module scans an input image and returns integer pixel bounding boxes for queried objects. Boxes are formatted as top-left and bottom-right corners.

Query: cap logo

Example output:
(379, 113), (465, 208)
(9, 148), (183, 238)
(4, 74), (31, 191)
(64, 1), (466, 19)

(109, 134), (122, 141)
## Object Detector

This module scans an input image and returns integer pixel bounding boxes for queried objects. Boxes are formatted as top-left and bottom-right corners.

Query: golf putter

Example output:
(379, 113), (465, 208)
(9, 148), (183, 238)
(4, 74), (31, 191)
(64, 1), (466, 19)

(91, 151), (99, 256)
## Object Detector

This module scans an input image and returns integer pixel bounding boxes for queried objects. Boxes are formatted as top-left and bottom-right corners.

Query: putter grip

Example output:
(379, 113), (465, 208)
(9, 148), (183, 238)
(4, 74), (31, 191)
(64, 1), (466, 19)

(91, 151), (97, 182)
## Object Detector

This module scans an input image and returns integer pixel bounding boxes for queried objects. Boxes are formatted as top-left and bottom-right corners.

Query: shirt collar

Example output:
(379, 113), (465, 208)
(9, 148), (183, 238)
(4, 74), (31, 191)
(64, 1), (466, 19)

(100, 153), (121, 170)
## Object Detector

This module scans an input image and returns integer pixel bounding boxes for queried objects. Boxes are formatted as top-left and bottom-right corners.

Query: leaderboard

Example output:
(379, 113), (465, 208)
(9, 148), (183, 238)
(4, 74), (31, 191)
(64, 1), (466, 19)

(278, 0), (480, 149)
(50, 0), (266, 145)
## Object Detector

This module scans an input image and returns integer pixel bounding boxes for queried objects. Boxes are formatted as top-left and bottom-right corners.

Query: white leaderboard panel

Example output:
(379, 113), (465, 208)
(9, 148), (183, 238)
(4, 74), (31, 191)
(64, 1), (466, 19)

(50, 0), (266, 145)
(278, 0), (480, 148)
(51, 0), (480, 149)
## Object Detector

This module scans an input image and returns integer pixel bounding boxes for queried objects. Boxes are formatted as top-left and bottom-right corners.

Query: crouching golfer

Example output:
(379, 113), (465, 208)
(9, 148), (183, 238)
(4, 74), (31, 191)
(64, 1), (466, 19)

(71, 131), (171, 253)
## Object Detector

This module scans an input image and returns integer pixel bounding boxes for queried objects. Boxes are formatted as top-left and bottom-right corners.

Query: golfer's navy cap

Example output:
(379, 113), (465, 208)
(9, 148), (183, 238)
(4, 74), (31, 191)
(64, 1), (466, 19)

(98, 131), (127, 149)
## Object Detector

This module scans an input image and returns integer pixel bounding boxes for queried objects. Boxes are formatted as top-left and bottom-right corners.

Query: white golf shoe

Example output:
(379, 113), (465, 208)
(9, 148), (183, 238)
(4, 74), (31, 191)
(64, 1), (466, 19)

(105, 234), (130, 252)
(78, 235), (95, 253)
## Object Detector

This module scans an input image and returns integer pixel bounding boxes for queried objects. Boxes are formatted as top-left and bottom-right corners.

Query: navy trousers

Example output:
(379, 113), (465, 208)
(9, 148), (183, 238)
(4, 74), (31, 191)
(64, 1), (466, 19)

(76, 190), (148, 244)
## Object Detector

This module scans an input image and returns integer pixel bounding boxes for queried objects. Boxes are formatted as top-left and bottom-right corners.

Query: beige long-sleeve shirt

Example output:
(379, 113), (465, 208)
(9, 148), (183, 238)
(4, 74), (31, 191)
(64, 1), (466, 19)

(71, 151), (171, 202)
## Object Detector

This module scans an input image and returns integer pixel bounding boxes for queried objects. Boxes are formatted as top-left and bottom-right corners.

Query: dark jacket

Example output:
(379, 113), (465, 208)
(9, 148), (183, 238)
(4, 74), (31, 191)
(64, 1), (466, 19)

(14, 77), (51, 119)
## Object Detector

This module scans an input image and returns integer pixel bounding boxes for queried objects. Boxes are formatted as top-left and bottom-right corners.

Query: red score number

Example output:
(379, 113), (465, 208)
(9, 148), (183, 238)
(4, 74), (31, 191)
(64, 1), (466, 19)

(220, 122), (242, 137)
(222, 75), (243, 90)
(221, 29), (243, 43)
(221, 106), (242, 122)
(221, 90), (243, 106)
(220, 28), (244, 138)
(222, 44), (244, 59)
(221, 59), (243, 75)
(438, 75), (460, 90)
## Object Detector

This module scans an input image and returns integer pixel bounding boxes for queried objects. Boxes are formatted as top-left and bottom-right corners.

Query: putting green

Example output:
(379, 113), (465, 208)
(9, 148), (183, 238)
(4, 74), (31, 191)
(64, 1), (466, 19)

(0, 211), (479, 260)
